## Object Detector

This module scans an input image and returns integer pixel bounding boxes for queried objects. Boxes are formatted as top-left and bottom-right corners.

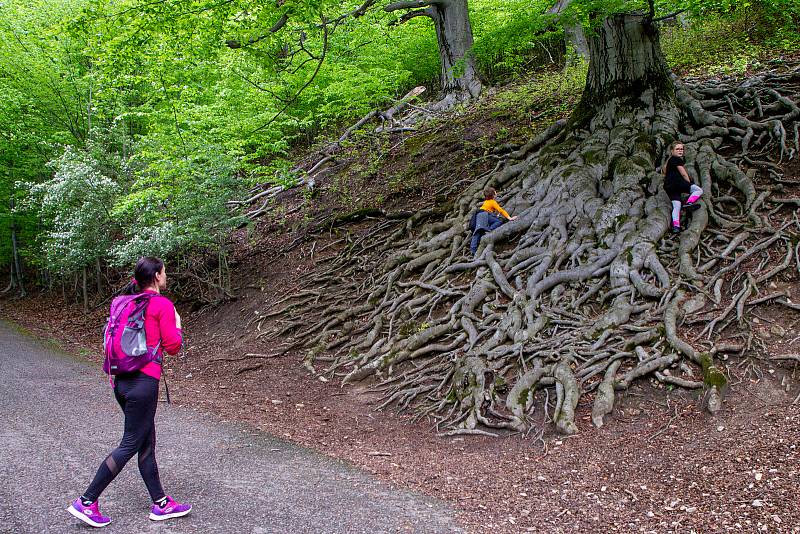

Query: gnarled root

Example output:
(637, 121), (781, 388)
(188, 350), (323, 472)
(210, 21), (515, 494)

(257, 62), (800, 435)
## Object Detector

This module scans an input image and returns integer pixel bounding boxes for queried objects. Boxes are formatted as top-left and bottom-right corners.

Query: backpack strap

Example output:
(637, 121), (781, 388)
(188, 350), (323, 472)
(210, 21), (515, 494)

(133, 293), (166, 361)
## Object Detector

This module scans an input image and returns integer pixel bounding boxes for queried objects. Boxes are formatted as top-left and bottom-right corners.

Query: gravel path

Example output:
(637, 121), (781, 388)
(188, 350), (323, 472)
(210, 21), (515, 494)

(0, 320), (462, 534)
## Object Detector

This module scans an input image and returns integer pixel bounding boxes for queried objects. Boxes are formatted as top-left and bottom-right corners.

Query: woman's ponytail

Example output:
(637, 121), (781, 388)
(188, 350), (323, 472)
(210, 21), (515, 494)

(119, 278), (139, 296)
(117, 257), (163, 296)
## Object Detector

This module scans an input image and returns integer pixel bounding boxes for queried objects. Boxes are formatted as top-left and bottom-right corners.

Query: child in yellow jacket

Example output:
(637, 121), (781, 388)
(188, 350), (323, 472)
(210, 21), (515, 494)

(470, 187), (516, 254)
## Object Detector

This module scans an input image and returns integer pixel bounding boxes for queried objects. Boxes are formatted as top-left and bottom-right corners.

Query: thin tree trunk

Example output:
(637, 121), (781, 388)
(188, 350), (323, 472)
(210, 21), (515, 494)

(548, 0), (589, 58)
(11, 224), (24, 297)
(9, 198), (25, 297)
(82, 267), (88, 312)
(95, 257), (103, 295)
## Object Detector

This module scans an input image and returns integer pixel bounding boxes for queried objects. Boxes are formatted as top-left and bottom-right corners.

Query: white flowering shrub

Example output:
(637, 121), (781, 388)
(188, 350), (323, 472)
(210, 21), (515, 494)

(28, 146), (120, 274)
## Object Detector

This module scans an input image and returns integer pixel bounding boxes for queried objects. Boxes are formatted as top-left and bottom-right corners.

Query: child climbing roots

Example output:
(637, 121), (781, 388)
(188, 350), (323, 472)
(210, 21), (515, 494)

(663, 143), (703, 233)
(470, 187), (517, 254)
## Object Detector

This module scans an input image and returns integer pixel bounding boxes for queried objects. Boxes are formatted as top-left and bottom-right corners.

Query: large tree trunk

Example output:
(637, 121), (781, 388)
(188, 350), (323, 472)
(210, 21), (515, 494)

(429, 0), (481, 104)
(577, 14), (673, 115)
(386, 0), (481, 108)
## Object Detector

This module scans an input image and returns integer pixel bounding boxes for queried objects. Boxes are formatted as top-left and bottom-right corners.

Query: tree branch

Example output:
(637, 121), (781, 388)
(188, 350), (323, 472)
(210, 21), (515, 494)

(651, 9), (687, 23)
(345, 0), (379, 19)
(384, 0), (441, 13)
(389, 8), (434, 25)
(226, 13), (289, 48)
(245, 16), (330, 137)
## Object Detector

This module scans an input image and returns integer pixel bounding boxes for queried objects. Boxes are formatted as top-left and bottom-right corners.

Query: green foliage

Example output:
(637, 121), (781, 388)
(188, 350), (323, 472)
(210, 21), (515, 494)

(1, 0), (798, 293)
(110, 139), (245, 266)
(661, 1), (800, 74)
(472, 0), (565, 82)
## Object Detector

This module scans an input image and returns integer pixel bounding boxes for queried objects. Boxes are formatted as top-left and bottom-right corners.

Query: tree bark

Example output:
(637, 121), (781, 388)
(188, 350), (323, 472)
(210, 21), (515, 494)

(431, 0), (481, 103)
(576, 14), (673, 118)
(386, 0), (481, 106)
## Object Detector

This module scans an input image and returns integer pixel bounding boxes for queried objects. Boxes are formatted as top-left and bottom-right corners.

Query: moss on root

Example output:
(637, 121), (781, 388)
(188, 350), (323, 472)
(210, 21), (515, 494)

(699, 352), (728, 389)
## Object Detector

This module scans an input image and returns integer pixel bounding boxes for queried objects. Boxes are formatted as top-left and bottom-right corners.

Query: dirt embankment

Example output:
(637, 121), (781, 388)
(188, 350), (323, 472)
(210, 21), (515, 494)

(3, 79), (800, 533)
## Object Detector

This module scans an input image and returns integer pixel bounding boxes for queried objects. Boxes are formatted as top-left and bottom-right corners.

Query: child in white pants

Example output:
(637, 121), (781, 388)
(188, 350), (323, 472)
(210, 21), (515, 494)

(662, 143), (702, 233)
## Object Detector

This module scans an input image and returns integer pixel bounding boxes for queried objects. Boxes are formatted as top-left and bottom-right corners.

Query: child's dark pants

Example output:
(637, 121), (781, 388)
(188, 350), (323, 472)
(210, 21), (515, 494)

(470, 212), (505, 254)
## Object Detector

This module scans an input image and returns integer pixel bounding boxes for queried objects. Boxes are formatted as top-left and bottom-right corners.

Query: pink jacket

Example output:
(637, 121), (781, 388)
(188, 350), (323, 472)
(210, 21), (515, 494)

(139, 290), (182, 380)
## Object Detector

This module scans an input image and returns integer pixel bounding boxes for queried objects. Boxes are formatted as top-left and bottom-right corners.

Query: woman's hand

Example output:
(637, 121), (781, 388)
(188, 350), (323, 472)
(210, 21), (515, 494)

(175, 309), (182, 329)
(509, 216), (518, 221)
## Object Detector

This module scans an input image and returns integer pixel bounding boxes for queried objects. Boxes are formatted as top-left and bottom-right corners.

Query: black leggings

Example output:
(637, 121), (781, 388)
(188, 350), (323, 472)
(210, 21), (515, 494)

(83, 372), (165, 502)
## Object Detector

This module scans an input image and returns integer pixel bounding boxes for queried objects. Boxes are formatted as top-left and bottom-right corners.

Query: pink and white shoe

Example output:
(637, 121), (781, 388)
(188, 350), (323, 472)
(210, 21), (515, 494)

(149, 496), (192, 521)
(67, 498), (111, 528)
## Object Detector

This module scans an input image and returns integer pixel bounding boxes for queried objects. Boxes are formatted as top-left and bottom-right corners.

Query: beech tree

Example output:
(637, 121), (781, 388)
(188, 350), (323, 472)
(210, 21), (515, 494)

(385, 0), (482, 105)
(269, 4), (800, 434)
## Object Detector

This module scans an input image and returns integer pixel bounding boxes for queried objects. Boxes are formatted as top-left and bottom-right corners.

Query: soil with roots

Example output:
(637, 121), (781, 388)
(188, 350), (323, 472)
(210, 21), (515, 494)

(258, 58), (800, 439)
(3, 284), (800, 532)
(3, 59), (800, 532)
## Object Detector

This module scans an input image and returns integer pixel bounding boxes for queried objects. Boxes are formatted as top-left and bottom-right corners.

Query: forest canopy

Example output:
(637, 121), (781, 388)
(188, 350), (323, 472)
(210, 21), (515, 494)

(0, 0), (798, 298)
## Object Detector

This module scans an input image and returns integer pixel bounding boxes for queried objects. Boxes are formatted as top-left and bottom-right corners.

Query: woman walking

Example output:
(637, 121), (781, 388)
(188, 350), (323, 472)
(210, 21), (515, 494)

(67, 257), (191, 527)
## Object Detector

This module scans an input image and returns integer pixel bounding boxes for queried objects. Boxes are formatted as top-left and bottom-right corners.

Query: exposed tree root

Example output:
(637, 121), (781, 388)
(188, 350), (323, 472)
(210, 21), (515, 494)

(256, 53), (800, 435)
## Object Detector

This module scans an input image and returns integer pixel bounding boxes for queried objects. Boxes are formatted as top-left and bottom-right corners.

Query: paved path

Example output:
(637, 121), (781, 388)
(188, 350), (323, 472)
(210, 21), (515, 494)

(0, 321), (462, 533)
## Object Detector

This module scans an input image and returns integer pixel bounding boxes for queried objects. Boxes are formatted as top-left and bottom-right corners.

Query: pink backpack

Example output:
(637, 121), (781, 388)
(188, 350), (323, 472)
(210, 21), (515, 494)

(102, 293), (161, 375)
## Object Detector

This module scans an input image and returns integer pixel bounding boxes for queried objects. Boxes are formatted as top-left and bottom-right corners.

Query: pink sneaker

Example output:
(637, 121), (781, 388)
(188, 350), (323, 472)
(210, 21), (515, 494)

(67, 498), (111, 528)
(149, 496), (192, 521)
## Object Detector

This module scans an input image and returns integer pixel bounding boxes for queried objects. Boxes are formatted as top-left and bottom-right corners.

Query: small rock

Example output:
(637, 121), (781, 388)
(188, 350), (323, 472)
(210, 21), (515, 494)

(753, 317), (761, 324)
(185, 373), (193, 378)
(717, 425), (725, 432)
(752, 500), (764, 508)
(772, 515), (781, 524)
(755, 472), (763, 481)
(295, 403), (304, 408)
(318, 376), (329, 382)
(271, 399), (283, 404)
(770, 325), (785, 337)
(647, 511), (655, 518)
